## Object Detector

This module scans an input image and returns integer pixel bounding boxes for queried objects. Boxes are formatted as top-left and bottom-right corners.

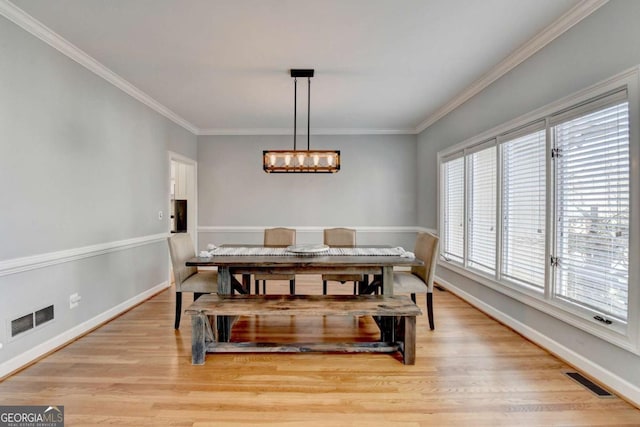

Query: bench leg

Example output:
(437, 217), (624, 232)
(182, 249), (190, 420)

(402, 316), (416, 365)
(191, 313), (207, 365)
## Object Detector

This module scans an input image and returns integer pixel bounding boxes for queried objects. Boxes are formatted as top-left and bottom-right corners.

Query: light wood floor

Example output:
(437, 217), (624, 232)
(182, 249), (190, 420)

(1, 276), (639, 426)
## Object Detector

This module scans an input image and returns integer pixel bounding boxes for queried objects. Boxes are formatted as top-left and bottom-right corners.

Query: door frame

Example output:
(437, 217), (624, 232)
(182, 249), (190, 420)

(168, 151), (198, 250)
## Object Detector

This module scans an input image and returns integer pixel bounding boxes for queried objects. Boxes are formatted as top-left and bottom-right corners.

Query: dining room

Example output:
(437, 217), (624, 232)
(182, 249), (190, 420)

(2, 0), (640, 425)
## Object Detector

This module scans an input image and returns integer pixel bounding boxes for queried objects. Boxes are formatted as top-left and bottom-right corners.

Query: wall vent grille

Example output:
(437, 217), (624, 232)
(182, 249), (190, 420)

(11, 313), (34, 337)
(35, 305), (54, 326)
(10, 305), (55, 337)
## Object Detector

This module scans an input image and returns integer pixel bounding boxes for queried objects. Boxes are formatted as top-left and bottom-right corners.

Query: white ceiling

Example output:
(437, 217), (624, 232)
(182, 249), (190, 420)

(7, 0), (589, 134)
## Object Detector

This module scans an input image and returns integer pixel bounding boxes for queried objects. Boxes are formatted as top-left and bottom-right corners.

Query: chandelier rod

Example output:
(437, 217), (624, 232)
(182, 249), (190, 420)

(293, 77), (297, 151)
(307, 77), (311, 151)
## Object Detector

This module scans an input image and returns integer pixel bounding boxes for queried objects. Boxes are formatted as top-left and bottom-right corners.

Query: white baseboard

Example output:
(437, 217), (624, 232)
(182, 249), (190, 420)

(0, 281), (170, 379)
(435, 275), (640, 408)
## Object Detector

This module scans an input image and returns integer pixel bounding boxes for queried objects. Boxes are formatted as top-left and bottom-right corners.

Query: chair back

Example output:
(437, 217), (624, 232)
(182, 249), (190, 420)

(264, 227), (296, 247)
(168, 233), (197, 288)
(411, 232), (439, 292)
(324, 228), (356, 247)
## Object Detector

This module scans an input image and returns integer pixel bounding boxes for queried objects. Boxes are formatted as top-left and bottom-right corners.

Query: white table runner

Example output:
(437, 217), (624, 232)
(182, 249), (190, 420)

(202, 246), (414, 258)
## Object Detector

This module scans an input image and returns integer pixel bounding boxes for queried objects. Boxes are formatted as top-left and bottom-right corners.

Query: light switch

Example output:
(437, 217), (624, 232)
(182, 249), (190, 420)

(158, 210), (164, 220)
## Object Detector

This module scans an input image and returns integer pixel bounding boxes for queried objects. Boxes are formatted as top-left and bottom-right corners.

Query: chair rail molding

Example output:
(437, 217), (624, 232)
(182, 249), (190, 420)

(0, 233), (169, 277)
(198, 226), (436, 234)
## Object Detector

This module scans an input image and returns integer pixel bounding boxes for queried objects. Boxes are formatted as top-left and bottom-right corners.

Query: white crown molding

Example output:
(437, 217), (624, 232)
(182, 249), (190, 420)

(197, 128), (417, 136)
(0, 280), (169, 380)
(435, 275), (640, 407)
(0, 0), (198, 134)
(415, 0), (610, 133)
(3, 0), (606, 138)
(438, 65), (639, 159)
(0, 233), (168, 277)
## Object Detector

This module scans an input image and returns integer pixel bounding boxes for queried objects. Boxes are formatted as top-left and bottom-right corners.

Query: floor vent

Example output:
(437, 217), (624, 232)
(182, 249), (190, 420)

(565, 371), (614, 398)
(10, 305), (55, 338)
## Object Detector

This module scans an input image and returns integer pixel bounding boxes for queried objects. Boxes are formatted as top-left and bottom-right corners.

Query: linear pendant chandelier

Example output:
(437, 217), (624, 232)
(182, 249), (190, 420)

(263, 69), (340, 173)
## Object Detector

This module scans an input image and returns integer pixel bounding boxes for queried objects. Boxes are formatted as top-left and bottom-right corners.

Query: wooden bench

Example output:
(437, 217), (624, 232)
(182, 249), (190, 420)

(185, 294), (422, 365)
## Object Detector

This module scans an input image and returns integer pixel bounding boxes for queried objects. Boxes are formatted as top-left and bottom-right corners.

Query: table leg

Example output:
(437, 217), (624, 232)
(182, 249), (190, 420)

(218, 267), (232, 294)
(382, 266), (393, 295)
(217, 267), (232, 341)
(242, 274), (251, 294)
(357, 274), (369, 294)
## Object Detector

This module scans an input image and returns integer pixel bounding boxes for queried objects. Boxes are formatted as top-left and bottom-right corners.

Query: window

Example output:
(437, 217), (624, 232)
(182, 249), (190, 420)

(501, 128), (546, 289)
(438, 69), (637, 348)
(468, 145), (496, 274)
(441, 156), (464, 263)
(552, 99), (630, 322)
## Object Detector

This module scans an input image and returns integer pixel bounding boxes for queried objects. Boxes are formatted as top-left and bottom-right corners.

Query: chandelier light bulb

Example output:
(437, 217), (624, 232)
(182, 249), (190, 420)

(284, 154), (291, 166)
(327, 154), (334, 166)
(297, 154), (305, 166)
(313, 155), (320, 166)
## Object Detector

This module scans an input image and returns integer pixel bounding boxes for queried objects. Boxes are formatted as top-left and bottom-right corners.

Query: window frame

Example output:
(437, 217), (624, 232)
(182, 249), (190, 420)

(440, 152), (465, 264)
(465, 140), (498, 276)
(497, 121), (547, 291)
(436, 66), (640, 353)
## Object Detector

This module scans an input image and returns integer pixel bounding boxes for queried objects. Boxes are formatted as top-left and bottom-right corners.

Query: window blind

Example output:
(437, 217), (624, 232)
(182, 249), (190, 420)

(468, 146), (496, 274)
(553, 101), (630, 321)
(501, 129), (546, 289)
(442, 157), (464, 263)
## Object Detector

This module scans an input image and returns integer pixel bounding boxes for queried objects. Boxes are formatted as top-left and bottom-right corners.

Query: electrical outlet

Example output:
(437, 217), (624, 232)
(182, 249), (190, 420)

(69, 293), (81, 309)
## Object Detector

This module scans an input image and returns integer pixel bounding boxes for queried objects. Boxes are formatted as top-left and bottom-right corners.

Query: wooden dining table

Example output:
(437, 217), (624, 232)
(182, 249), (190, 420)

(187, 245), (422, 293)
(186, 245), (423, 342)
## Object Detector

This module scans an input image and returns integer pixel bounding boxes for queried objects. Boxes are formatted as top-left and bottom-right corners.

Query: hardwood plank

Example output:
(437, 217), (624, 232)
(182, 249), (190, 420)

(0, 275), (638, 426)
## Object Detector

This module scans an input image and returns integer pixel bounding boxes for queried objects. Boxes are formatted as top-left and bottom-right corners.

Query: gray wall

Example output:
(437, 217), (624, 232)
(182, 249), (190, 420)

(418, 0), (640, 394)
(0, 15), (196, 367)
(197, 134), (418, 248)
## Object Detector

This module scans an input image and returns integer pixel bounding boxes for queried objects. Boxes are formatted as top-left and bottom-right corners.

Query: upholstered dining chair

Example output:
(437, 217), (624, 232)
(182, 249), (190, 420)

(393, 232), (439, 330)
(168, 233), (217, 329)
(322, 228), (363, 295)
(254, 227), (296, 294)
